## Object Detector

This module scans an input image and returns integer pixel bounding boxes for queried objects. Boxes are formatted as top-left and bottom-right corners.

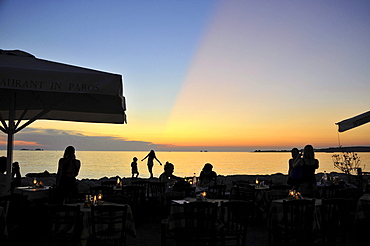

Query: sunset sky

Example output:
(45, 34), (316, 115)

(1, 0), (369, 151)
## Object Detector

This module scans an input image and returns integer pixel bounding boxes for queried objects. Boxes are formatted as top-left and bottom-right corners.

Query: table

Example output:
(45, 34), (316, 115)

(68, 202), (136, 246)
(355, 193), (370, 221)
(14, 186), (52, 200)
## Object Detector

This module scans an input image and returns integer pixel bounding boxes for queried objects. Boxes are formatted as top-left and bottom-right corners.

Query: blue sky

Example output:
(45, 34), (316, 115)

(1, 0), (369, 151)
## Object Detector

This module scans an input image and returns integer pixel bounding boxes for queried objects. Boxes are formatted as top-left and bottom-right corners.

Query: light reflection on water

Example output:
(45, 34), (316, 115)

(1, 150), (369, 179)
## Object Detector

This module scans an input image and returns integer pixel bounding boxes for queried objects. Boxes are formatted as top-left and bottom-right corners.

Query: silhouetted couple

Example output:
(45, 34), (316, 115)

(288, 144), (319, 196)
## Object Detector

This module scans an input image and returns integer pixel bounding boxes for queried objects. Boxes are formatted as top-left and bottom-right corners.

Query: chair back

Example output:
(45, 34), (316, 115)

(208, 185), (227, 199)
(220, 200), (252, 245)
(90, 205), (128, 246)
(131, 180), (150, 197)
(122, 185), (146, 207)
(90, 186), (114, 196)
(101, 180), (117, 187)
(282, 199), (315, 232)
(320, 185), (340, 199)
(320, 198), (351, 245)
(149, 182), (166, 198)
(183, 202), (218, 245)
(237, 185), (255, 202)
(47, 204), (81, 245)
(266, 190), (287, 202)
(340, 187), (364, 212)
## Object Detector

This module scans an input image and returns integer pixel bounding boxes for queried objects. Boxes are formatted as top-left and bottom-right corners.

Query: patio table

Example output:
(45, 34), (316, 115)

(14, 186), (52, 200)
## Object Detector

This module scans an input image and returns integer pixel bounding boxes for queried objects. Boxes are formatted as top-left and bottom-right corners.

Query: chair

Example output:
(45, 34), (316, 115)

(122, 185), (146, 207)
(279, 199), (316, 246)
(90, 185), (114, 196)
(101, 180), (118, 187)
(131, 180), (150, 198)
(266, 190), (287, 202)
(320, 198), (350, 246)
(47, 204), (81, 246)
(340, 187), (364, 214)
(265, 190), (287, 213)
(319, 185), (340, 199)
(208, 184), (227, 199)
(178, 202), (218, 246)
(236, 184), (255, 202)
(149, 182), (166, 200)
(269, 184), (290, 191)
(0, 194), (30, 239)
(219, 201), (252, 246)
(121, 185), (146, 223)
(90, 205), (128, 246)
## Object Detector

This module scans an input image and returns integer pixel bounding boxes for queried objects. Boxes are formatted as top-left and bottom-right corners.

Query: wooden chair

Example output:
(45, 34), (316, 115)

(265, 190), (287, 212)
(131, 180), (150, 198)
(90, 205), (128, 246)
(121, 185), (146, 223)
(236, 184), (255, 202)
(279, 199), (316, 246)
(47, 204), (81, 246)
(179, 202), (218, 246)
(149, 182), (166, 200)
(208, 184), (227, 199)
(269, 184), (291, 191)
(319, 185), (341, 199)
(0, 194), (30, 239)
(90, 185), (114, 196)
(320, 198), (350, 246)
(101, 180), (118, 187)
(122, 185), (146, 207)
(266, 190), (287, 201)
(340, 187), (364, 214)
(219, 200), (252, 246)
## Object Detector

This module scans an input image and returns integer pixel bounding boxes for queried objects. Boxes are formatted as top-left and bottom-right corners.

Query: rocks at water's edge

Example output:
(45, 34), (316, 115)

(21, 171), (351, 194)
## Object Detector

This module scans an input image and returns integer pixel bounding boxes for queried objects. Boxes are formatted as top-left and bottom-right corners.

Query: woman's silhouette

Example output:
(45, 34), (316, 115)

(56, 146), (81, 203)
(141, 150), (162, 178)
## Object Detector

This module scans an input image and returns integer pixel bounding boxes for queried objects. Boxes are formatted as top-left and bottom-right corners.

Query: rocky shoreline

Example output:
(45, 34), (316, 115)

(21, 171), (351, 193)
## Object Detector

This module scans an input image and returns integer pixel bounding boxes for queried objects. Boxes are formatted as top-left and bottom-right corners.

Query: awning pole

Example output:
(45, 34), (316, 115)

(5, 90), (15, 194)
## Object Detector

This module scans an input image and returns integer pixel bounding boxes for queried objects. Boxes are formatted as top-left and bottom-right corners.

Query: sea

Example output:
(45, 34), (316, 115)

(1, 150), (369, 180)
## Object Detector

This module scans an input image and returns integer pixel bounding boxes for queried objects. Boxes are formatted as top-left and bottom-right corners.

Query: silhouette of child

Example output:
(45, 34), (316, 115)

(131, 157), (139, 178)
(141, 150), (162, 178)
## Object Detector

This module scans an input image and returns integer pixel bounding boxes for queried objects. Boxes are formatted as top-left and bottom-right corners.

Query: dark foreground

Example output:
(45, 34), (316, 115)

(2, 206), (366, 246)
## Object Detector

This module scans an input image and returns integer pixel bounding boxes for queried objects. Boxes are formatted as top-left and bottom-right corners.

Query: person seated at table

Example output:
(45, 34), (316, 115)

(198, 163), (217, 187)
(0, 156), (7, 197)
(10, 161), (22, 192)
(159, 162), (180, 184)
(56, 146), (81, 203)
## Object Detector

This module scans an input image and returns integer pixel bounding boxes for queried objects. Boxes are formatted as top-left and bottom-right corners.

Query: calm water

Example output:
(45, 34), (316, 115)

(1, 150), (369, 179)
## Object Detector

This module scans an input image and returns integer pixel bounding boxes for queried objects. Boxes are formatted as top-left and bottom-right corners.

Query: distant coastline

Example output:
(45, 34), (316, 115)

(254, 146), (370, 153)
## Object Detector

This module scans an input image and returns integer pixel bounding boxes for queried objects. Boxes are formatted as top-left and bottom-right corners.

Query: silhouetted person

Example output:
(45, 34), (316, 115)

(159, 162), (180, 183)
(0, 156), (7, 197)
(287, 148), (302, 190)
(11, 161), (22, 192)
(141, 150), (162, 178)
(131, 157), (139, 178)
(298, 144), (319, 197)
(56, 146), (81, 203)
(199, 163), (217, 187)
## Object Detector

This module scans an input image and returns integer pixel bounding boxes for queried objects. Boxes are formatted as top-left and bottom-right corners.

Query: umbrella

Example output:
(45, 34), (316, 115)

(0, 49), (127, 193)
